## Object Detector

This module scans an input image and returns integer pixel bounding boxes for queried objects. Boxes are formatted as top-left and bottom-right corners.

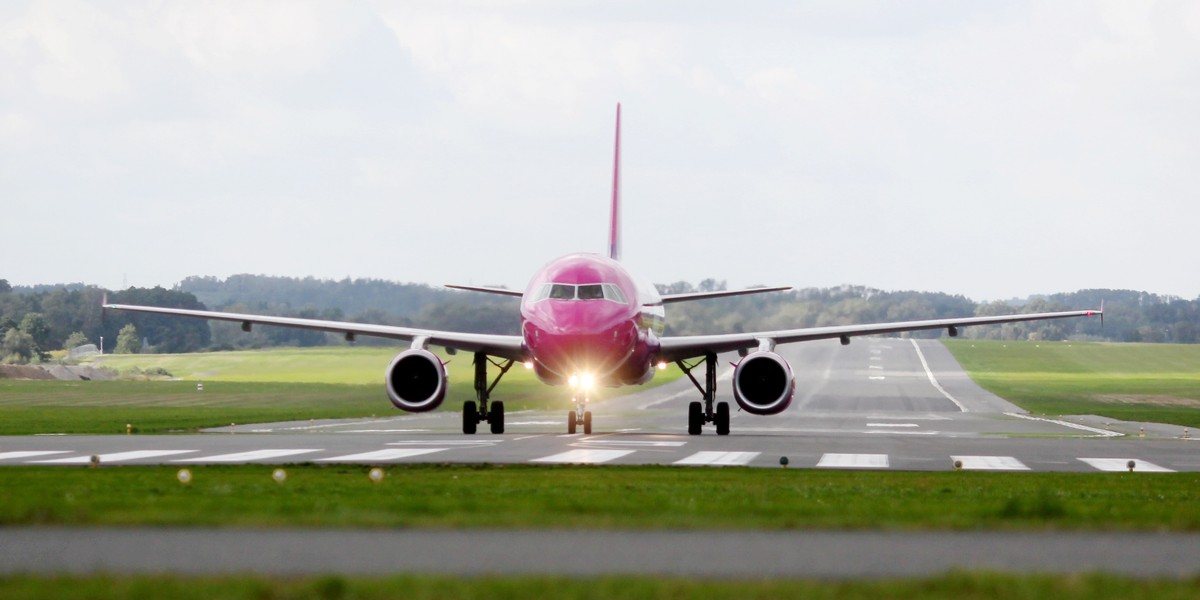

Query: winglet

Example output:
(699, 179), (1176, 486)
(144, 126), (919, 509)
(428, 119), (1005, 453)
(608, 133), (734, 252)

(608, 103), (622, 261)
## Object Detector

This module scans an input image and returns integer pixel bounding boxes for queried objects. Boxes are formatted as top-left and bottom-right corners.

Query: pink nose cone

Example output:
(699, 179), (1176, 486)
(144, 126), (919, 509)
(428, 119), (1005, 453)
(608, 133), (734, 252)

(525, 320), (637, 380)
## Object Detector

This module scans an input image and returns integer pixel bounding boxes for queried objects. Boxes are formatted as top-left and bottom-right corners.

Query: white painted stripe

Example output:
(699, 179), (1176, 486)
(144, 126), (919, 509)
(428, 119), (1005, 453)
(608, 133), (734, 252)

(530, 449), (633, 464)
(867, 423), (919, 427)
(869, 376), (886, 380)
(579, 440), (686, 447)
(317, 449), (447, 462)
(33, 450), (196, 464)
(910, 339), (968, 412)
(0, 451), (73, 461)
(1079, 458), (1175, 473)
(1005, 412), (1123, 438)
(674, 451), (760, 466)
(952, 455), (1029, 471)
(387, 440), (497, 446)
(817, 453), (889, 468)
(175, 449), (320, 463)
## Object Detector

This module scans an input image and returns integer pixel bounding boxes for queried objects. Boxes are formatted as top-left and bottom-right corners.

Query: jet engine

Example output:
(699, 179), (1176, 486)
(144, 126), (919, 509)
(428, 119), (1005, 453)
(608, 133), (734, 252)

(385, 349), (447, 412)
(732, 351), (795, 415)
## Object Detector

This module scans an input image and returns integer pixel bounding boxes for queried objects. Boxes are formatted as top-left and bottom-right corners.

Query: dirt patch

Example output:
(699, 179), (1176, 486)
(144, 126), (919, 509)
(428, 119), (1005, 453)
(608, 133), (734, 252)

(0, 365), (56, 380)
(1092, 394), (1200, 408)
(0, 364), (116, 381)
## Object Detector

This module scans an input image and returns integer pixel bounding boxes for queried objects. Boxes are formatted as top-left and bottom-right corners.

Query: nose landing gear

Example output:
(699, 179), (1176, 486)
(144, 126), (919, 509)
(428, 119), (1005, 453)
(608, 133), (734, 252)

(567, 396), (592, 434)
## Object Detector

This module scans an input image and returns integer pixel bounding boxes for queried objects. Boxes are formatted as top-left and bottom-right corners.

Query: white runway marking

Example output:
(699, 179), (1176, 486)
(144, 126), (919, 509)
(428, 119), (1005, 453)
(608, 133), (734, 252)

(33, 450), (196, 464)
(1005, 412), (1122, 438)
(867, 423), (919, 427)
(530, 449), (634, 464)
(817, 453), (889, 468)
(910, 339), (967, 412)
(576, 440), (686, 447)
(674, 451), (760, 466)
(951, 455), (1029, 471)
(1078, 458), (1175, 473)
(387, 440), (497, 446)
(638, 369), (733, 410)
(0, 451), (72, 461)
(317, 449), (448, 462)
(175, 449), (320, 463)
(869, 376), (886, 380)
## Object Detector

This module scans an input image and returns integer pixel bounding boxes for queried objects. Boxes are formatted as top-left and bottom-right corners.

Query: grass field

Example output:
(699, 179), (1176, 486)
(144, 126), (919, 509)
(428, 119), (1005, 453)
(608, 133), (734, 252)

(2, 573), (1197, 600)
(943, 340), (1200, 428)
(3, 464), (1199, 530)
(0, 347), (682, 434)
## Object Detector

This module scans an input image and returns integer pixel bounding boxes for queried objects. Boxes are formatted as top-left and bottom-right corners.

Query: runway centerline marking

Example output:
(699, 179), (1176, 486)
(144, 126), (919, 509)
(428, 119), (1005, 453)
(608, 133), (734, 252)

(33, 450), (197, 464)
(910, 339), (968, 412)
(817, 453), (889, 469)
(317, 449), (448, 462)
(674, 451), (760, 466)
(951, 455), (1029, 471)
(530, 449), (634, 464)
(1079, 458), (1175, 473)
(0, 451), (73, 461)
(175, 449), (321, 463)
(867, 423), (919, 427)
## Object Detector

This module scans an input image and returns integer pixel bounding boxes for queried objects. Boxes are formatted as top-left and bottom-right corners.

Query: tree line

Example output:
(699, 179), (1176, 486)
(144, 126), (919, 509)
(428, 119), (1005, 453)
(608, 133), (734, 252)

(2, 275), (1198, 362)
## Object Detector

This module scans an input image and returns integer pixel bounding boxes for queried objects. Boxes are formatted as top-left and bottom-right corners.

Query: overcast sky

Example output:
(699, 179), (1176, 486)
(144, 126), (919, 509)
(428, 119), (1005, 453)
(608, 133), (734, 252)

(2, 1), (1197, 301)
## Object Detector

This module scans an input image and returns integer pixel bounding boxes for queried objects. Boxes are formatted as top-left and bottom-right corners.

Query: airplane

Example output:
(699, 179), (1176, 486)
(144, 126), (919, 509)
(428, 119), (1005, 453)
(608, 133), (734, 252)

(104, 104), (1102, 436)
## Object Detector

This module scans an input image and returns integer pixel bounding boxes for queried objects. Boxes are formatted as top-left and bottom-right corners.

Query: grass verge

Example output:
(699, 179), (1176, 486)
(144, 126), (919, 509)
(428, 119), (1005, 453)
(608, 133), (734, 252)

(1, 573), (1198, 600)
(943, 340), (1200, 428)
(2, 464), (1199, 530)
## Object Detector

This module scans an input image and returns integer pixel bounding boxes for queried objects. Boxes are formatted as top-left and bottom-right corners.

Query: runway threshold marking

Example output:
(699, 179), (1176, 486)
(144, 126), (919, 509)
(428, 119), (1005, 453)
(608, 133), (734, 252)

(316, 449), (448, 462)
(32, 450), (197, 464)
(816, 453), (889, 469)
(951, 455), (1029, 471)
(1078, 458), (1175, 473)
(387, 440), (498, 446)
(0, 451), (73, 461)
(530, 449), (634, 464)
(174, 449), (321, 463)
(674, 451), (760, 466)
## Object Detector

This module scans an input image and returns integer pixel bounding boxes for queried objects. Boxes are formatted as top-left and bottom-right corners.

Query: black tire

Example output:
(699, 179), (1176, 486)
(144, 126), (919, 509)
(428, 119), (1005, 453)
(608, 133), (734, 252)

(583, 411), (592, 435)
(567, 410), (577, 434)
(716, 401), (730, 436)
(462, 401), (477, 435)
(687, 401), (703, 435)
(489, 401), (505, 434)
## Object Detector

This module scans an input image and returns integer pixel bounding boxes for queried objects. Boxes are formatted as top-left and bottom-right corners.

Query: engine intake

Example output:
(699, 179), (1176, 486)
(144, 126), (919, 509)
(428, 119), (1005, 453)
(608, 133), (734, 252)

(732, 351), (795, 415)
(385, 349), (447, 412)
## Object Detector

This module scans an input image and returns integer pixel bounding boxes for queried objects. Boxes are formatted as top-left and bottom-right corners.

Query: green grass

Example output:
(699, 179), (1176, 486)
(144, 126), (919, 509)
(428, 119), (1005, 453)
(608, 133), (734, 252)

(1, 573), (1198, 600)
(3, 464), (1199, 530)
(944, 340), (1200, 428)
(0, 347), (682, 434)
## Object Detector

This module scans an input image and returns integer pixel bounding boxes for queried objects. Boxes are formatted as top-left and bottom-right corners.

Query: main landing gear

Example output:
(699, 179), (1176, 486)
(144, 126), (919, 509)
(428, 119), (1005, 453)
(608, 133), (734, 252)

(567, 394), (593, 435)
(462, 352), (514, 434)
(676, 352), (730, 435)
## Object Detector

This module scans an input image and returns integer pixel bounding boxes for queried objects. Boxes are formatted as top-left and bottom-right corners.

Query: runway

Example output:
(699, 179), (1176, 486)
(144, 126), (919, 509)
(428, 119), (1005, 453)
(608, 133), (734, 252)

(1, 339), (1196, 472)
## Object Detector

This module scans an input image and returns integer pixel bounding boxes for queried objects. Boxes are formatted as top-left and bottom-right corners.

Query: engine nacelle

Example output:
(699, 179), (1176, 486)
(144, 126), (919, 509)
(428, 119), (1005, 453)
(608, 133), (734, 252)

(385, 349), (447, 412)
(732, 351), (795, 415)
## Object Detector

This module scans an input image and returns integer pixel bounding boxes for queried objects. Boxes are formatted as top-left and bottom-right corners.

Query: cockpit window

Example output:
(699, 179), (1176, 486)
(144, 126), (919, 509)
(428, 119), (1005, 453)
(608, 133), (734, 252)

(532, 282), (629, 304)
(577, 284), (605, 300)
(549, 284), (575, 300)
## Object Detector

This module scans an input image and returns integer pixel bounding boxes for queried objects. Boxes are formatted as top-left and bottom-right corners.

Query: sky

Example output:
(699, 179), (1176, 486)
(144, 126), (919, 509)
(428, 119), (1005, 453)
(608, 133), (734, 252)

(2, 1), (1198, 302)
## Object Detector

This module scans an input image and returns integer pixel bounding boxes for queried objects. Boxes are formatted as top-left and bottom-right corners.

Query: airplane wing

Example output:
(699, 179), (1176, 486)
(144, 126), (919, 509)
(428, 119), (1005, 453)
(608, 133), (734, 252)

(655, 308), (1101, 363)
(660, 286), (792, 304)
(444, 284), (524, 298)
(103, 302), (527, 361)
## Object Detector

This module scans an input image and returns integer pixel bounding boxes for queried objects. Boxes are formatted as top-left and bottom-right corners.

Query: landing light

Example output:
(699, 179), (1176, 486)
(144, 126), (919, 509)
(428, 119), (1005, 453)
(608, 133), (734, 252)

(524, 361), (534, 370)
(656, 361), (668, 370)
(569, 373), (595, 390)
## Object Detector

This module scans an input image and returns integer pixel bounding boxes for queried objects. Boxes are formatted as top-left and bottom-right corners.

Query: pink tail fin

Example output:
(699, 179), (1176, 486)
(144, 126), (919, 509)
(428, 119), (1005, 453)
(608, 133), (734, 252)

(608, 103), (622, 261)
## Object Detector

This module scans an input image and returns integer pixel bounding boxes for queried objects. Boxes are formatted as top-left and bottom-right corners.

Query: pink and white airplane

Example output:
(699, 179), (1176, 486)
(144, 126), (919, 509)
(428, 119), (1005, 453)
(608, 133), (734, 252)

(105, 105), (1102, 436)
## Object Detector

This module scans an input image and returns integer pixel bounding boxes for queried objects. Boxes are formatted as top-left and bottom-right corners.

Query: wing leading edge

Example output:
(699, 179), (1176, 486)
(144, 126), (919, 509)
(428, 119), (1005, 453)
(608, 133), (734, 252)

(102, 302), (526, 361)
(656, 308), (1101, 363)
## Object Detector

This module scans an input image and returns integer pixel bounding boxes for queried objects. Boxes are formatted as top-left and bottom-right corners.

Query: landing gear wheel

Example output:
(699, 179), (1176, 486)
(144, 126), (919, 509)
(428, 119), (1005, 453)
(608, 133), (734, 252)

(462, 401), (478, 434)
(567, 410), (577, 434)
(715, 401), (730, 436)
(687, 401), (703, 435)
(583, 411), (592, 435)
(489, 401), (505, 434)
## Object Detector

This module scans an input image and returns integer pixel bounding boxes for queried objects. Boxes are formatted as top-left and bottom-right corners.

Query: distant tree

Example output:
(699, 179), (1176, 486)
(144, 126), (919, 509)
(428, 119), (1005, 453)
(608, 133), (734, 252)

(18, 312), (50, 358)
(64, 331), (89, 350)
(114, 324), (141, 354)
(0, 279), (11, 294)
(2, 328), (35, 364)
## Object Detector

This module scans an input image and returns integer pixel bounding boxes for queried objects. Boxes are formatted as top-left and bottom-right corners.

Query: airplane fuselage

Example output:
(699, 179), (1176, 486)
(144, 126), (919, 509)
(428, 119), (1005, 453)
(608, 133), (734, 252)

(520, 253), (664, 389)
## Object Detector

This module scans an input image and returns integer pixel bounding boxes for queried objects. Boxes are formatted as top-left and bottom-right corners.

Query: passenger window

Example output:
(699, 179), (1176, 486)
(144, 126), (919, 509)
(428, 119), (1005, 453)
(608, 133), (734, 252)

(577, 284), (605, 300)
(549, 284), (576, 300)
